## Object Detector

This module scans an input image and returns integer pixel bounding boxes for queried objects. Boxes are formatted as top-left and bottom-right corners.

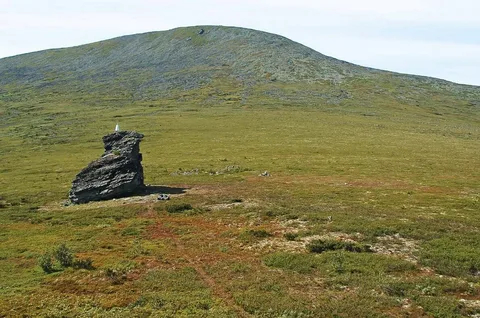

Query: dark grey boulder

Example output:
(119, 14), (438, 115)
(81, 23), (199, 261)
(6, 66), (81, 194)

(69, 131), (145, 204)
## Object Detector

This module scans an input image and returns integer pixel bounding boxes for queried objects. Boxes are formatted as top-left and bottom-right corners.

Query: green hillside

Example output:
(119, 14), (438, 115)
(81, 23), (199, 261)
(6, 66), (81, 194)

(0, 26), (479, 317)
(1, 26), (479, 114)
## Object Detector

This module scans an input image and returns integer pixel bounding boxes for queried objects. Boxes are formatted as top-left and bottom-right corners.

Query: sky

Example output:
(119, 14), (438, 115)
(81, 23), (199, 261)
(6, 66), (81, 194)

(1, 0), (479, 86)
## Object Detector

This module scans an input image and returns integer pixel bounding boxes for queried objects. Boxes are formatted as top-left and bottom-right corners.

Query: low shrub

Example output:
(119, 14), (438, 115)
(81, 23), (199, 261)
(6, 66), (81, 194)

(38, 252), (54, 273)
(307, 239), (371, 254)
(284, 232), (299, 241)
(166, 203), (193, 213)
(247, 229), (271, 238)
(54, 243), (73, 267)
(39, 243), (94, 273)
(239, 229), (272, 243)
(72, 258), (95, 270)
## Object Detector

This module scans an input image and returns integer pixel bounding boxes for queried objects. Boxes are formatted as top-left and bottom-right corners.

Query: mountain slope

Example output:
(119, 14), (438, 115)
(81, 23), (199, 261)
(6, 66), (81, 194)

(0, 25), (479, 116)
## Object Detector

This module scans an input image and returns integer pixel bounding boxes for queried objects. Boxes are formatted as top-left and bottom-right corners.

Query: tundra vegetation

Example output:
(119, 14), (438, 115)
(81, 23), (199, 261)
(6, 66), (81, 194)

(0, 26), (479, 317)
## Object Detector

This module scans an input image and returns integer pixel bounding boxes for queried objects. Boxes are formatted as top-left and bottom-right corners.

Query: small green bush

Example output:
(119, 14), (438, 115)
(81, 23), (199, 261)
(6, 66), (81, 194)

(246, 229), (271, 238)
(307, 239), (371, 254)
(72, 258), (94, 270)
(166, 203), (193, 213)
(38, 252), (54, 273)
(54, 243), (73, 267)
(39, 243), (94, 272)
(284, 232), (299, 241)
(240, 229), (272, 243)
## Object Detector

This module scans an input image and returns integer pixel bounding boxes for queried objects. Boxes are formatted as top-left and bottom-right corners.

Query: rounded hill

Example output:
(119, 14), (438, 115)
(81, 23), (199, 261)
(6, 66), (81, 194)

(0, 25), (478, 114)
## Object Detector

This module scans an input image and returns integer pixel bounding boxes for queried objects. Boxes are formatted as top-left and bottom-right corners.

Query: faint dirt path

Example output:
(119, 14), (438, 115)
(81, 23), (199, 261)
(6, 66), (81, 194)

(147, 203), (252, 318)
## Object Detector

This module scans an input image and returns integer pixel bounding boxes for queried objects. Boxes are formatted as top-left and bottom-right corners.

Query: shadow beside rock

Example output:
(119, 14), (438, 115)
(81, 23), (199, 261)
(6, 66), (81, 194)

(141, 185), (188, 195)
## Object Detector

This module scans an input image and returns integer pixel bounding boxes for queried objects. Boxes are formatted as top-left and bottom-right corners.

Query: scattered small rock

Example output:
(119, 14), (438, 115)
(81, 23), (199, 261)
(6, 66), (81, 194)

(214, 165), (242, 175)
(171, 168), (199, 176)
(198, 29), (205, 35)
(246, 232), (363, 253)
(157, 194), (170, 201)
(371, 234), (418, 263)
(459, 299), (480, 311)
(171, 165), (243, 176)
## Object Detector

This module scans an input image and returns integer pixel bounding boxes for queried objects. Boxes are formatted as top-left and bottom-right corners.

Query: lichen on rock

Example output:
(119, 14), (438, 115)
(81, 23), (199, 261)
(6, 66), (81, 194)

(69, 131), (145, 204)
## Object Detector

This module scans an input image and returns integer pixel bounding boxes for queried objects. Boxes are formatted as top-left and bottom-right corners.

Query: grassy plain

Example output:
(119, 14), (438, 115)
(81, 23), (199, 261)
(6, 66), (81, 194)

(0, 93), (479, 317)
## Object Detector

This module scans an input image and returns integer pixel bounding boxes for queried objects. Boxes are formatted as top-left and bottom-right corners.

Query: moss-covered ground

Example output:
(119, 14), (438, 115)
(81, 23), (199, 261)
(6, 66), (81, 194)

(0, 93), (479, 317)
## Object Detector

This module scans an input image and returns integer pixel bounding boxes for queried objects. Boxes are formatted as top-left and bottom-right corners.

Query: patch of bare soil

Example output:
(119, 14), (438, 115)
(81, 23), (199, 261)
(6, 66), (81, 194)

(246, 219), (419, 264)
(245, 232), (364, 253)
(371, 234), (419, 263)
(40, 185), (189, 211)
(205, 200), (259, 211)
(39, 194), (158, 211)
(279, 219), (310, 231)
(145, 208), (252, 318)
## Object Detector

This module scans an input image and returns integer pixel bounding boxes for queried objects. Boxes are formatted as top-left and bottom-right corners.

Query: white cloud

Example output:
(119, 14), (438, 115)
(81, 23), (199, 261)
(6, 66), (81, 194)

(244, 0), (480, 24)
(291, 28), (480, 84)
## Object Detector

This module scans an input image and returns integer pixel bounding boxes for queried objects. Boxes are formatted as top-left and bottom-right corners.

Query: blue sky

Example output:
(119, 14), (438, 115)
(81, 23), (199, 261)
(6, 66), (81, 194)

(1, 0), (479, 86)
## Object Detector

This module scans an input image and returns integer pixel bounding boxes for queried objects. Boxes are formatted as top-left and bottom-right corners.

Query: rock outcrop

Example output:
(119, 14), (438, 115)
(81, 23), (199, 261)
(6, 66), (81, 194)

(69, 131), (145, 204)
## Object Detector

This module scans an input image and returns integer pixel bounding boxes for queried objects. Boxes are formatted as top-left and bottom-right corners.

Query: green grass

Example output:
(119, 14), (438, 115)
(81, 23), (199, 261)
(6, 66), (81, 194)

(306, 239), (372, 253)
(0, 26), (479, 315)
(166, 203), (193, 214)
(1, 100), (479, 316)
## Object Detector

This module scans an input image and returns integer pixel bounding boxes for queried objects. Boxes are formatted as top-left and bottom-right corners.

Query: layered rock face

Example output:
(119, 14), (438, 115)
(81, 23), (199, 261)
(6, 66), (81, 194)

(69, 131), (145, 204)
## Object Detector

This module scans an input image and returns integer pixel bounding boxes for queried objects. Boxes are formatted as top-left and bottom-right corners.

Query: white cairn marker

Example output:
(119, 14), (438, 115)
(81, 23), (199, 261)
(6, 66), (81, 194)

(115, 123), (120, 132)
